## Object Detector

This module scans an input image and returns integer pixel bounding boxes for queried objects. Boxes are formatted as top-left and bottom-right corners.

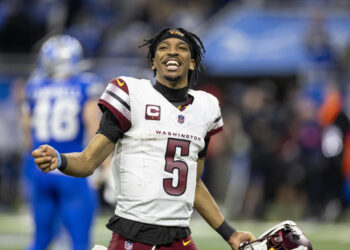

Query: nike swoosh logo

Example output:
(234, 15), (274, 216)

(116, 78), (124, 87)
(183, 239), (192, 246)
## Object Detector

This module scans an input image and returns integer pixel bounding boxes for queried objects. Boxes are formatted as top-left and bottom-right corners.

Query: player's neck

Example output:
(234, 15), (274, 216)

(154, 81), (188, 103)
(156, 76), (189, 89)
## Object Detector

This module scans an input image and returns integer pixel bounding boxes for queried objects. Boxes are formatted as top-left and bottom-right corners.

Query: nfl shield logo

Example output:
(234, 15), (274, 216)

(178, 115), (185, 124)
(124, 241), (133, 250)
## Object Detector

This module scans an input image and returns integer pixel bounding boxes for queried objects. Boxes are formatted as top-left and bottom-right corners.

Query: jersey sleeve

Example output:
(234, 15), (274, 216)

(97, 109), (124, 143)
(205, 95), (223, 139)
(98, 77), (131, 132)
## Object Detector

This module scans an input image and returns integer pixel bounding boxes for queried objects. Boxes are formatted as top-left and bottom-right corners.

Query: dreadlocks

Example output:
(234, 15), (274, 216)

(139, 27), (206, 85)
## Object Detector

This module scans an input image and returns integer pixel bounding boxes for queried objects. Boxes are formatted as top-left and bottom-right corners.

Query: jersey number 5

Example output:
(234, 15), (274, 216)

(163, 138), (190, 196)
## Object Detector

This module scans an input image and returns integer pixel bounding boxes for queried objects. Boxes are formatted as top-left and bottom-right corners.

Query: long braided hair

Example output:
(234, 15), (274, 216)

(139, 27), (206, 86)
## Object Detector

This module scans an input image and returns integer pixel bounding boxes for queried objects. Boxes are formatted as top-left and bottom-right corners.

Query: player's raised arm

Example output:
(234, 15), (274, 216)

(194, 157), (256, 250)
(32, 133), (115, 177)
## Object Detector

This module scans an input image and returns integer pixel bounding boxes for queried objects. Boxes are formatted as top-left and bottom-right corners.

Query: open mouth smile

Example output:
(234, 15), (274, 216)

(164, 59), (181, 71)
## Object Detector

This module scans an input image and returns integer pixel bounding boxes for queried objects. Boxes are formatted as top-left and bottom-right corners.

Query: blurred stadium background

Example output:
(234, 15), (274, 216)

(1, 0), (350, 249)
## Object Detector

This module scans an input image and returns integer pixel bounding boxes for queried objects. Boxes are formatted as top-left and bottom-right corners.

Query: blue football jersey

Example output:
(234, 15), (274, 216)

(26, 72), (103, 153)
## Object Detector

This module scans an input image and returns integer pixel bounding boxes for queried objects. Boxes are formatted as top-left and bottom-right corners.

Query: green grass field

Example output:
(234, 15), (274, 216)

(0, 211), (349, 250)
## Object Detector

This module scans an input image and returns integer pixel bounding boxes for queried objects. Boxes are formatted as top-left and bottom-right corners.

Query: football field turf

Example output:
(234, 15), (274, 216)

(0, 211), (349, 249)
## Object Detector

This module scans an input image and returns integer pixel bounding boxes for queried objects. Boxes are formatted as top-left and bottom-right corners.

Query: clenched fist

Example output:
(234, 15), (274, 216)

(32, 145), (59, 173)
(229, 231), (256, 250)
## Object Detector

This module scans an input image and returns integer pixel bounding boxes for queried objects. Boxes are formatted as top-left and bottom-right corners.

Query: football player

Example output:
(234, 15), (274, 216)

(23, 35), (102, 249)
(32, 28), (256, 249)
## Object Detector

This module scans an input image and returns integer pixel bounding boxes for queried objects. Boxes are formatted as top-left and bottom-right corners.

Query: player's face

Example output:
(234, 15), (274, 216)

(152, 38), (195, 89)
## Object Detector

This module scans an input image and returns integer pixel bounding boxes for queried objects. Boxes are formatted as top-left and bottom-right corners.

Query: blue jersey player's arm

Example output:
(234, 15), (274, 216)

(83, 97), (102, 140)
(20, 101), (33, 152)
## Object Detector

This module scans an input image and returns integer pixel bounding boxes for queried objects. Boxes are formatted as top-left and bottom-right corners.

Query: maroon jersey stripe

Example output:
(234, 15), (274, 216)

(98, 99), (131, 132)
(110, 78), (129, 94)
(205, 126), (223, 139)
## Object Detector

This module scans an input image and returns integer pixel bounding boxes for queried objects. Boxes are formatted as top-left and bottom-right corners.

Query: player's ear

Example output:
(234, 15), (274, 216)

(189, 59), (195, 70)
(152, 58), (156, 70)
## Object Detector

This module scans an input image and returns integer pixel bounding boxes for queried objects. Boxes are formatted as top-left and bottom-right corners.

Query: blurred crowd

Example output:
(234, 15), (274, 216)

(1, 0), (350, 224)
(201, 7), (350, 222)
(0, 0), (232, 57)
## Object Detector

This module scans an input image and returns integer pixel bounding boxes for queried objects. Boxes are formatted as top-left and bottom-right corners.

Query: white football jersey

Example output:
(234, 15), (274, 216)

(99, 76), (223, 227)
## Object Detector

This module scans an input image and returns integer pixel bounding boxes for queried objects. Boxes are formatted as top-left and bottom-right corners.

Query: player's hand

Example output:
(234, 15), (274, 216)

(32, 145), (59, 173)
(228, 231), (256, 250)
